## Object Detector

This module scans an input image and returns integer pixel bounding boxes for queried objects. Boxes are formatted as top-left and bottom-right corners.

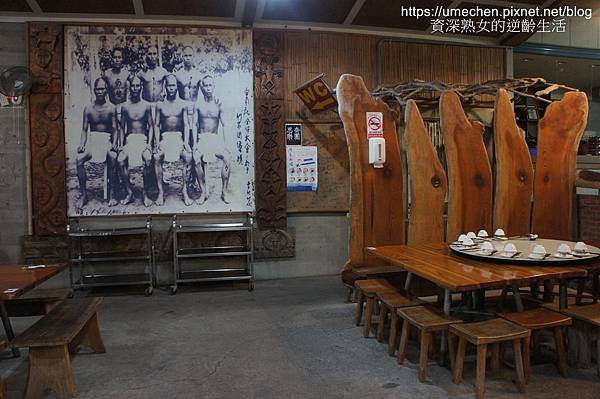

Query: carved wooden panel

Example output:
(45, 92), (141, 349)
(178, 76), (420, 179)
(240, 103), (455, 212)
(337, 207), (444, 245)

(532, 92), (588, 240)
(253, 227), (296, 259)
(440, 90), (493, 242)
(29, 23), (67, 235)
(337, 74), (405, 270)
(254, 30), (286, 229)
(405, 100), (447, 244)
(493, 89), (533, 236)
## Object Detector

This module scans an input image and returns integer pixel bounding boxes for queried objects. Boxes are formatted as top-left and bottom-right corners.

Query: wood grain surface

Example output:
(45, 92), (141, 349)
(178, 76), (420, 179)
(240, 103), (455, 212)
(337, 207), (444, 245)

(337, 74), (405, 270)
(405, 100), (447, 244)
(532, 92), (589, 240)
(368, 243), (587, 292)
(493, 89), (534, 236)
(440, 91), (493, 243)
(0, 263), (68, 300)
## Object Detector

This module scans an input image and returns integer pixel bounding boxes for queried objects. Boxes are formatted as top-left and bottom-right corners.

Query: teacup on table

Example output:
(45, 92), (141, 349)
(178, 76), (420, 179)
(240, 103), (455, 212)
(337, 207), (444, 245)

(493, 228), (507, 240)
(528, 244), (548, 259)
(554, 243), (573, 258)
(499, 242), (518, 258)
(466, 231), (477, 240)
(477, 241), (495, 256)
(573, 241), (589, 255)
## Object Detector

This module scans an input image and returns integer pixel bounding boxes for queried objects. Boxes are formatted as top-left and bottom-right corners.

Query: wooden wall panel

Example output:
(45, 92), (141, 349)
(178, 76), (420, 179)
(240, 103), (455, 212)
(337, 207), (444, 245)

(284, 33), (506, 213)
(28, 23), (67, 235)
(254, 30), (287, 229)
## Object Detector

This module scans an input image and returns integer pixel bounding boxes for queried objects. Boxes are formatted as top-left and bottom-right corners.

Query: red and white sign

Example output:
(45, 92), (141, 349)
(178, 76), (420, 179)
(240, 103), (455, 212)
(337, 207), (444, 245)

(366, 112), (383, 138)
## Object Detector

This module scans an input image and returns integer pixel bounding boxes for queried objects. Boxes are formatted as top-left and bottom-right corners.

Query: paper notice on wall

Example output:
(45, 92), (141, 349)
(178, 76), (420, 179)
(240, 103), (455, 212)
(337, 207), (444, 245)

(0, 94), (9, 107)
(287, 145), (318, 192)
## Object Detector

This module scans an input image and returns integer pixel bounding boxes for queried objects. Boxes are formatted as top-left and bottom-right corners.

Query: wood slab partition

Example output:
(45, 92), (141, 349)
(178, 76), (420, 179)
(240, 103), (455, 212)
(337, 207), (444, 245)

(532, 92), (589, 240)
(337, 74), (404, 270)
(404, 100), (447, 244)
(440, 91), (493, 243)
(493, 89), (533, 236)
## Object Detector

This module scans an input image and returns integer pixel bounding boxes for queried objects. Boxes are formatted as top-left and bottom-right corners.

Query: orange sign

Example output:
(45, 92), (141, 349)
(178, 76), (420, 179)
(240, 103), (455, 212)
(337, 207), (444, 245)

(294, 75), (338, 114)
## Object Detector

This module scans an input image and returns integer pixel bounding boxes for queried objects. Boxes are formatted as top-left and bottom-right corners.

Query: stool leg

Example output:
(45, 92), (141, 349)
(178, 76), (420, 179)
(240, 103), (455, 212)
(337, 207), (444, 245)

(553, 327), (568, 377)
(397, 319), (410, 364)
(491, 342), (501, 373)
(376, 303), (388, 342)
(513, 339), (526, 393)
(388, 310), (399, 356)
(475, 344), (488, 399)
(523, 334), (531, 383)
(418, 331), (431, 382)
(364, 297), (375, 338)
(447, 332), (457, 372)
(597, 333), (600, 377)
(355, 290), (365, 326)
(454, 337), (467, 384)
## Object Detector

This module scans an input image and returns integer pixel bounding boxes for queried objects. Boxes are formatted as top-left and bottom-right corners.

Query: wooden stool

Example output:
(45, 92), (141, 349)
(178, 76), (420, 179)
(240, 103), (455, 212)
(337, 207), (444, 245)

(354, 279), (396, 337)
(449, 318), (530, 399)
(547, 302), (600, 377)
(375, 292), (423, 355)
(498, 308), (571, 381)
(396, 306), (462, 382)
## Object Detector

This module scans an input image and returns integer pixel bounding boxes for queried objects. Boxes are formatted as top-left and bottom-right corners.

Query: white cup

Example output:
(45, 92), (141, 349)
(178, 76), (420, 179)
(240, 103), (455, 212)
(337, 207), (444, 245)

(531, 244), (547, 257)
(503, 243), (517, 254)
(574, 241), (588, 253)
(494, 228), (506, 237)
(466, 231), (477, 240)
(557, 243), (571, 256)
(477, 230), (489, 238)
(480, 241), (494, 255)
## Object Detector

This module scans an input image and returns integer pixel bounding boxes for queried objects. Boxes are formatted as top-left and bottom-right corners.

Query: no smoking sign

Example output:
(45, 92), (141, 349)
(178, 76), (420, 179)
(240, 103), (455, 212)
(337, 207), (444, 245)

(366, 112), (383, 138)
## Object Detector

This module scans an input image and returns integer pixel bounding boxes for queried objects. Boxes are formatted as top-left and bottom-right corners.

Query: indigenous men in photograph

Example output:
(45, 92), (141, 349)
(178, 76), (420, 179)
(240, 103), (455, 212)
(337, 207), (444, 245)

(118, 75), (155, 207)
(103, 48), (129, 107)
(138, 44), (168, 104)
(193, 75), (230, 204)
(76, 76), (117, 207)
(154, 74), (194, 206)
(175, 46), (202, 102)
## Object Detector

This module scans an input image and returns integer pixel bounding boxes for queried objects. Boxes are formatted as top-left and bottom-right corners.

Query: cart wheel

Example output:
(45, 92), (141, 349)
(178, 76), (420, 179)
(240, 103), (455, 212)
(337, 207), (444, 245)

(170, 285), (178, 295)
(144, 286), (153, 296)
(248, 280), (254, 292)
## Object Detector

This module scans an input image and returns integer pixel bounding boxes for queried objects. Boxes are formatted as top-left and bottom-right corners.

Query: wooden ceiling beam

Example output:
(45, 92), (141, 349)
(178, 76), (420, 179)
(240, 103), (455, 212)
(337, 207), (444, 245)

(242, 0), (258, 27)
(499, 0), (560, 47)
(343, 0), (366, 25)
(25, 0), (42, 13)
(132, 0), (144, 16)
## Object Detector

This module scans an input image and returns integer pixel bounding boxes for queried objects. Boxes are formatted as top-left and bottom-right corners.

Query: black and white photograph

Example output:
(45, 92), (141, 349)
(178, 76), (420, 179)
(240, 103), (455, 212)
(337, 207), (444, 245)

(64, 26), (255, 216)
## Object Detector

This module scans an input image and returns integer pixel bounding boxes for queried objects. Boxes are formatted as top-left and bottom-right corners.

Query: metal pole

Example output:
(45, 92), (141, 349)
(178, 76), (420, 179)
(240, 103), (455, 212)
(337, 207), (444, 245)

(0, 302), (20, 357)
(512, 284), (524, 312)
(439, 288), (451, 365)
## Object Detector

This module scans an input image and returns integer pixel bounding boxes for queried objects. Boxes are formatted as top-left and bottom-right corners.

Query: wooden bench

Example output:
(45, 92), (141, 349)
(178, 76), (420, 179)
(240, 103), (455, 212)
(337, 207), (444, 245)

(5, 288), (73, 317)
(11, 297), (106, 399)
(0, 342), (28, 399)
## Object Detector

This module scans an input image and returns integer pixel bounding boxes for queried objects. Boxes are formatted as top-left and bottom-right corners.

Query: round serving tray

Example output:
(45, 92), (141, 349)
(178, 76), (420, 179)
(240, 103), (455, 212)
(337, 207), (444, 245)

(449, 238), (600, 265)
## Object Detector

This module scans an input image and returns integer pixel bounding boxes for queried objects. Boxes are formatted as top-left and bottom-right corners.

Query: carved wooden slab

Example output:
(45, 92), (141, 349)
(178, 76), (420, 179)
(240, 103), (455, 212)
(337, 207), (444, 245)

(29, 23), (67, 235)
(253, 227), (295, 259)
(532, 91), (589, 240)
(493, 89), (534, 236)
(440, 91), (492, 242)
(254, 30), (286, 229)
(337, 74), (404, 269)
(404, 100), (447, 244)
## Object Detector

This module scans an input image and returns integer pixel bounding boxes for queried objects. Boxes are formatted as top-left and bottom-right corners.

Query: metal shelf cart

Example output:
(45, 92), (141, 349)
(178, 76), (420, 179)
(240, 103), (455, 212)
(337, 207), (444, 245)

(170, 214), (254, 294)
(67, 217), (155, 296)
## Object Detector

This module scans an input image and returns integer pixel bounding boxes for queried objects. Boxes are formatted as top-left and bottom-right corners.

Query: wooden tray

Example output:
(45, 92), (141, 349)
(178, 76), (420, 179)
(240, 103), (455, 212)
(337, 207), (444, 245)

(449, 238), (600, 265)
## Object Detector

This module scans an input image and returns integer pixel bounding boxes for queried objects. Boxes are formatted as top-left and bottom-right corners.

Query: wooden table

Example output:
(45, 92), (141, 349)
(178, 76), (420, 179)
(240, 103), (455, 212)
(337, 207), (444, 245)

(368, 243), (589, 362)
(0, 263), (68, 356)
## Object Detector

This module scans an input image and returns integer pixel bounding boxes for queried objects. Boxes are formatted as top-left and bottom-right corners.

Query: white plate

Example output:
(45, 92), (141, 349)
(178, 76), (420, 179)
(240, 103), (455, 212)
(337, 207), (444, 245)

(476, 251), (495, 256)
(499, 252), (518, 258)
(528, 253), (548, 260)
(553, 253), (573, 259)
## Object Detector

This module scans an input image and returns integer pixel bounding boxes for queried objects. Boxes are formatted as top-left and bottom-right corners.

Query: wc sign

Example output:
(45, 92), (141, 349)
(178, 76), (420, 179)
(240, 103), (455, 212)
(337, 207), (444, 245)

(294, 74), (338, 114)
(366, 112), (383, 138)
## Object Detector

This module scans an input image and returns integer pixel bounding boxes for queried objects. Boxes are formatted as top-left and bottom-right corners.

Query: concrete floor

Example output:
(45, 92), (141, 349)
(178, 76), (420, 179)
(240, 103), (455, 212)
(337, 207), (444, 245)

(5, 275), (600, 398)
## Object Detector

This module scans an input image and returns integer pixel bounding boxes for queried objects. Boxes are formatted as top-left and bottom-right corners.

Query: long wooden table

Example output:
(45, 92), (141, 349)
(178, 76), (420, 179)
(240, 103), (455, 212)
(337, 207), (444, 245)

(0, 263), (68, 356)
(368, 243), (590, 362)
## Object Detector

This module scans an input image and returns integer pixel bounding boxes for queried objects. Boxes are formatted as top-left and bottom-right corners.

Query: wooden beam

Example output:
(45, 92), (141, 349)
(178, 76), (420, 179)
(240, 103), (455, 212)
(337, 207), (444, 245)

(343, 0), (366, 25)
(255, 0), (266, 22)
(25, 0), (42, 13)
(132, 0), (144, 16)
(234, 0), (247, 20)
(242, 0), (258, 27)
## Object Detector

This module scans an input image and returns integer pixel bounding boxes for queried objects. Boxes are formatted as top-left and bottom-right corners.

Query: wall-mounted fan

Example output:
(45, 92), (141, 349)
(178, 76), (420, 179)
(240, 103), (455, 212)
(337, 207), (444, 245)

(0, 66), (33, 97)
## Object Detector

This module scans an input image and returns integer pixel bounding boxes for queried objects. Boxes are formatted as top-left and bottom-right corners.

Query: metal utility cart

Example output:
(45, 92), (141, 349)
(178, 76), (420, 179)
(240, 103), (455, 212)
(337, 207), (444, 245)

(67, 217), (155, 296)
(170, 214), (254, 294)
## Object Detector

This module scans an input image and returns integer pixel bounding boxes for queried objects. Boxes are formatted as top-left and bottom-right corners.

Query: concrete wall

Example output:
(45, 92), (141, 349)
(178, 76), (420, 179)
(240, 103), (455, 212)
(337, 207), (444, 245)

(0, 23), (29, 263)
(528, 15), (600, 49)
(0, 23), (348, 284)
